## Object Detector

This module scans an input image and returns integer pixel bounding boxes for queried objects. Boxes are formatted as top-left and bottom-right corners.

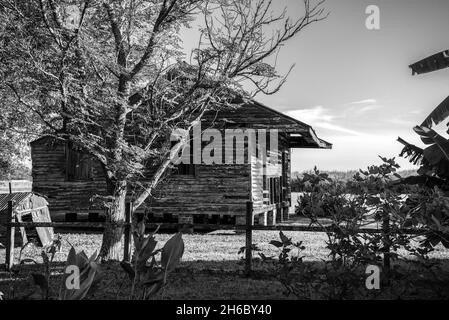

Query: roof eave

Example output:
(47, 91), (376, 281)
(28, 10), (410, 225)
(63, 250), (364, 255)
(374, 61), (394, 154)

(250, 100), (332, 149)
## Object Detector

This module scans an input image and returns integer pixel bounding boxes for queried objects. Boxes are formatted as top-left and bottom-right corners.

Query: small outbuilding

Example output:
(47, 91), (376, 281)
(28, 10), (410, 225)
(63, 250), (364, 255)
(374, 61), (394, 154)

(0, 192), (54, 247)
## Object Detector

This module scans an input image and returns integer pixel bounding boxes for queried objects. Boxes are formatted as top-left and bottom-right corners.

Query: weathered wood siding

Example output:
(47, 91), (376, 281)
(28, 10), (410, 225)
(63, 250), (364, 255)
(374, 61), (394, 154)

(31, 138), (108, 220)
(250, 133), (291, 214)
(202, 101), (309, 133)
(31, 136), (252, 220)
(151, 164), (250, 216)
(150, 126), (253, 217)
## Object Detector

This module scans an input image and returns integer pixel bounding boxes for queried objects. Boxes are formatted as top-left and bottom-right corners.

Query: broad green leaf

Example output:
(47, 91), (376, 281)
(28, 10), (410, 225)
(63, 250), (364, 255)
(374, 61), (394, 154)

(413, 126), (449, 173)
(20, 258), (38, 265)
(60, 246), (77, 299)
(60, 248), (101, 300)
(423, 144), (445, 165)
(69, 262), (99, 300)
(139, 236), (157, 265)
(413, 126), (435, 145)
(66, 247), (77, 267)
(398, 137), (424, 165)
(421, 96), (449, 129)
(409, 50), (449, 75)
(161, 233), (184, 273)
(269, 240), (283, 248)
(279, 231), (292, 245)
(120, 261), (135, 280)
(31, 273), (48, 294)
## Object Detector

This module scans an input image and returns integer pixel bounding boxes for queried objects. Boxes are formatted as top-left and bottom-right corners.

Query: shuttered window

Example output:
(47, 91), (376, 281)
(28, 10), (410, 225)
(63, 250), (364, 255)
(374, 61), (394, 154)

(174, 163), (197, 176)
(267, 177), (281, 205)
(171, 138), (197, 176)
(65, 143), (93, 181)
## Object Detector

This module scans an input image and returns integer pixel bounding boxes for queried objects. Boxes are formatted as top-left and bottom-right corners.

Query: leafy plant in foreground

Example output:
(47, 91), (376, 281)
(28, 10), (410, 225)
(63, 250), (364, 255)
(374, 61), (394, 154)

(275, 157), (449, 299)
(120, 221), (185, 300)
(262, 231), (317, 298)
(58, 247), (103, 300)
(13, 235), (62, 299)
(16, 236), (102, 300)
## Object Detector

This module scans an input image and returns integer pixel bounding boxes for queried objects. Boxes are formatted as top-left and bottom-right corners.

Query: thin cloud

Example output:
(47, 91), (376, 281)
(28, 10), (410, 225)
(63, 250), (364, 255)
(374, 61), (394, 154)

(357, 104), (383, 114)
(387, 118), (415, 126)
(349, 99), (377, 105)
(314, 122), (364, 136)
(286, 106), (335, 123)
(286, 107), (362, 136)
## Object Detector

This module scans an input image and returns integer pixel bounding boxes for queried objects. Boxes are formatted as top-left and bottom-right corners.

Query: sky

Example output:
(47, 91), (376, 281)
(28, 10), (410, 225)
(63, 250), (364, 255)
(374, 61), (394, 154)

(257, 0), (449, 172)
(183, 0), (449, 172)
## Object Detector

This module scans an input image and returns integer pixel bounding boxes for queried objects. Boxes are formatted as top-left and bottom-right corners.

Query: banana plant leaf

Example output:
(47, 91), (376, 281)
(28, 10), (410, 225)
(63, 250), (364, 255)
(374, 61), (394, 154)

(421, 96), (449, 129)
(398, 133), (449, 179)
(409, 49), (449, 75)
(413, 126), (437, 145)
(392, 175), (445, 188)
(398, 137), (424, 165)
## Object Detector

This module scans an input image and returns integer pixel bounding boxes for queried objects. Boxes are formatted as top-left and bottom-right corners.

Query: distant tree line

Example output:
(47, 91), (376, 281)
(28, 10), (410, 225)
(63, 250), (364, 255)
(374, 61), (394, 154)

(291, 167), (417, 192)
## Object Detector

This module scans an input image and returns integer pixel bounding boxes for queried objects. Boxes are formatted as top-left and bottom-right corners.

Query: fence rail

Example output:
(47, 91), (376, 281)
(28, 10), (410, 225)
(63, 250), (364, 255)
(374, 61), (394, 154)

(0, 180), (32, 194)
(1, 200), (425, 273)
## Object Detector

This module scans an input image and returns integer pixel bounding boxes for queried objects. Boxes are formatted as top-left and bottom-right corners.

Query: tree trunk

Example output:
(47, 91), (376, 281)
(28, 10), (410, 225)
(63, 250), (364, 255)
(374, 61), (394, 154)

(132, 112), (206, 225)
(99, 181), (127, 261)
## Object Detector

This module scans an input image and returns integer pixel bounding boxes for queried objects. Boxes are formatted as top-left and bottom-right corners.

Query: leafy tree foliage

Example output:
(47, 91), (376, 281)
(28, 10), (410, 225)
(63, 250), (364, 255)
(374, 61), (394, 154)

(0, 0), (327, 259)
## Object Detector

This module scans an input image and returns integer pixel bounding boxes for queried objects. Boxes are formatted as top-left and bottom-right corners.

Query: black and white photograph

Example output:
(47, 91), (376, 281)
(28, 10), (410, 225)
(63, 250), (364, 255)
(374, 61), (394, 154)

(0, 0), (449, 307)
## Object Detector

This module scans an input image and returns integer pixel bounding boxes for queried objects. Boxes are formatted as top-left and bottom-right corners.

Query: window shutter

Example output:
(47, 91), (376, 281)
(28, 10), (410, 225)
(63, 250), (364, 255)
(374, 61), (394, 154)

(65, 143), (93, 181)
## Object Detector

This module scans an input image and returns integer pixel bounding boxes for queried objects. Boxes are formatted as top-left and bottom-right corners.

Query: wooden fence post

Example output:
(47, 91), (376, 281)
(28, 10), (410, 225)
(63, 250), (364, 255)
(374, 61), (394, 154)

(245, 201), (253, 276)
(382, 211), (391, 273)
(5, 200), (15, 271)
(123, 202), (132, 262)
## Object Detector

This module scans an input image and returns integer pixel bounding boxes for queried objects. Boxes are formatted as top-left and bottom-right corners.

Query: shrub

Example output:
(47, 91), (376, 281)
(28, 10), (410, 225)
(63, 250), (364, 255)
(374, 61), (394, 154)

(273, 157), (449, 299)
(120, 221), (185, 300)
(295, 167), (348, 218)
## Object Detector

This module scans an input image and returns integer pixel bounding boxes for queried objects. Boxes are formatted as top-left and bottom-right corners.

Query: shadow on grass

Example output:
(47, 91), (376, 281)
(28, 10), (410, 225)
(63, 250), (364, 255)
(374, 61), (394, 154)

(2, 257), (449, 300)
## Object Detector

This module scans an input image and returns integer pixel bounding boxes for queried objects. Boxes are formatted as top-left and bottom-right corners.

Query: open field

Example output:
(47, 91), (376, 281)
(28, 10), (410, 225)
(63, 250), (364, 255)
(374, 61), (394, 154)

(1, 228), (449, 300)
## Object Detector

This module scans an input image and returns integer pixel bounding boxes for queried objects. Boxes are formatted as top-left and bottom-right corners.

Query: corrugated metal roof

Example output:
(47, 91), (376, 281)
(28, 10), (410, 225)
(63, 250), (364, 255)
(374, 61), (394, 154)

(0, 192), (32, 212)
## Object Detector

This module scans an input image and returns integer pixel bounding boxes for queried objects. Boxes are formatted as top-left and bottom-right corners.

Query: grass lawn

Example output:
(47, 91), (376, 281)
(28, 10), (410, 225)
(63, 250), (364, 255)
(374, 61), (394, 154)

(1, 228), (449, 300)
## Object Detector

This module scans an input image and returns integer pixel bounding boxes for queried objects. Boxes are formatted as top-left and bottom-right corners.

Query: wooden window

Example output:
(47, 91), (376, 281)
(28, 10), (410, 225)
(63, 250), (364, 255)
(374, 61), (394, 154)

(262, 174), (269, 205)
(262, 173), (267, 190)
(267, 177), (281, 205)
(174, 163), (197, 176)
(275, 177), (281, 204)
(65, 143), (93, 181)
(171, 138), (197, 176)
(269, 177), (275, 204)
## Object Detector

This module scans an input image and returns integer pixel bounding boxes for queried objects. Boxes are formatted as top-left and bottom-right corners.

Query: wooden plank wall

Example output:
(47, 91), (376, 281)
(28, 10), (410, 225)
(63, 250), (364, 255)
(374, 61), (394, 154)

(201, 101), (308, 132)
(250, 133), (290, 213)
(31, 138), (108, 220)
(31, 136), (252, 219)
(151, 164), (250, 216)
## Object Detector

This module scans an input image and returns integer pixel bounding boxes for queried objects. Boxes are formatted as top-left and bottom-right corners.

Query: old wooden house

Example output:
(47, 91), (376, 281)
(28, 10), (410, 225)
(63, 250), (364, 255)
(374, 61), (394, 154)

(31, 100), (331, 225)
